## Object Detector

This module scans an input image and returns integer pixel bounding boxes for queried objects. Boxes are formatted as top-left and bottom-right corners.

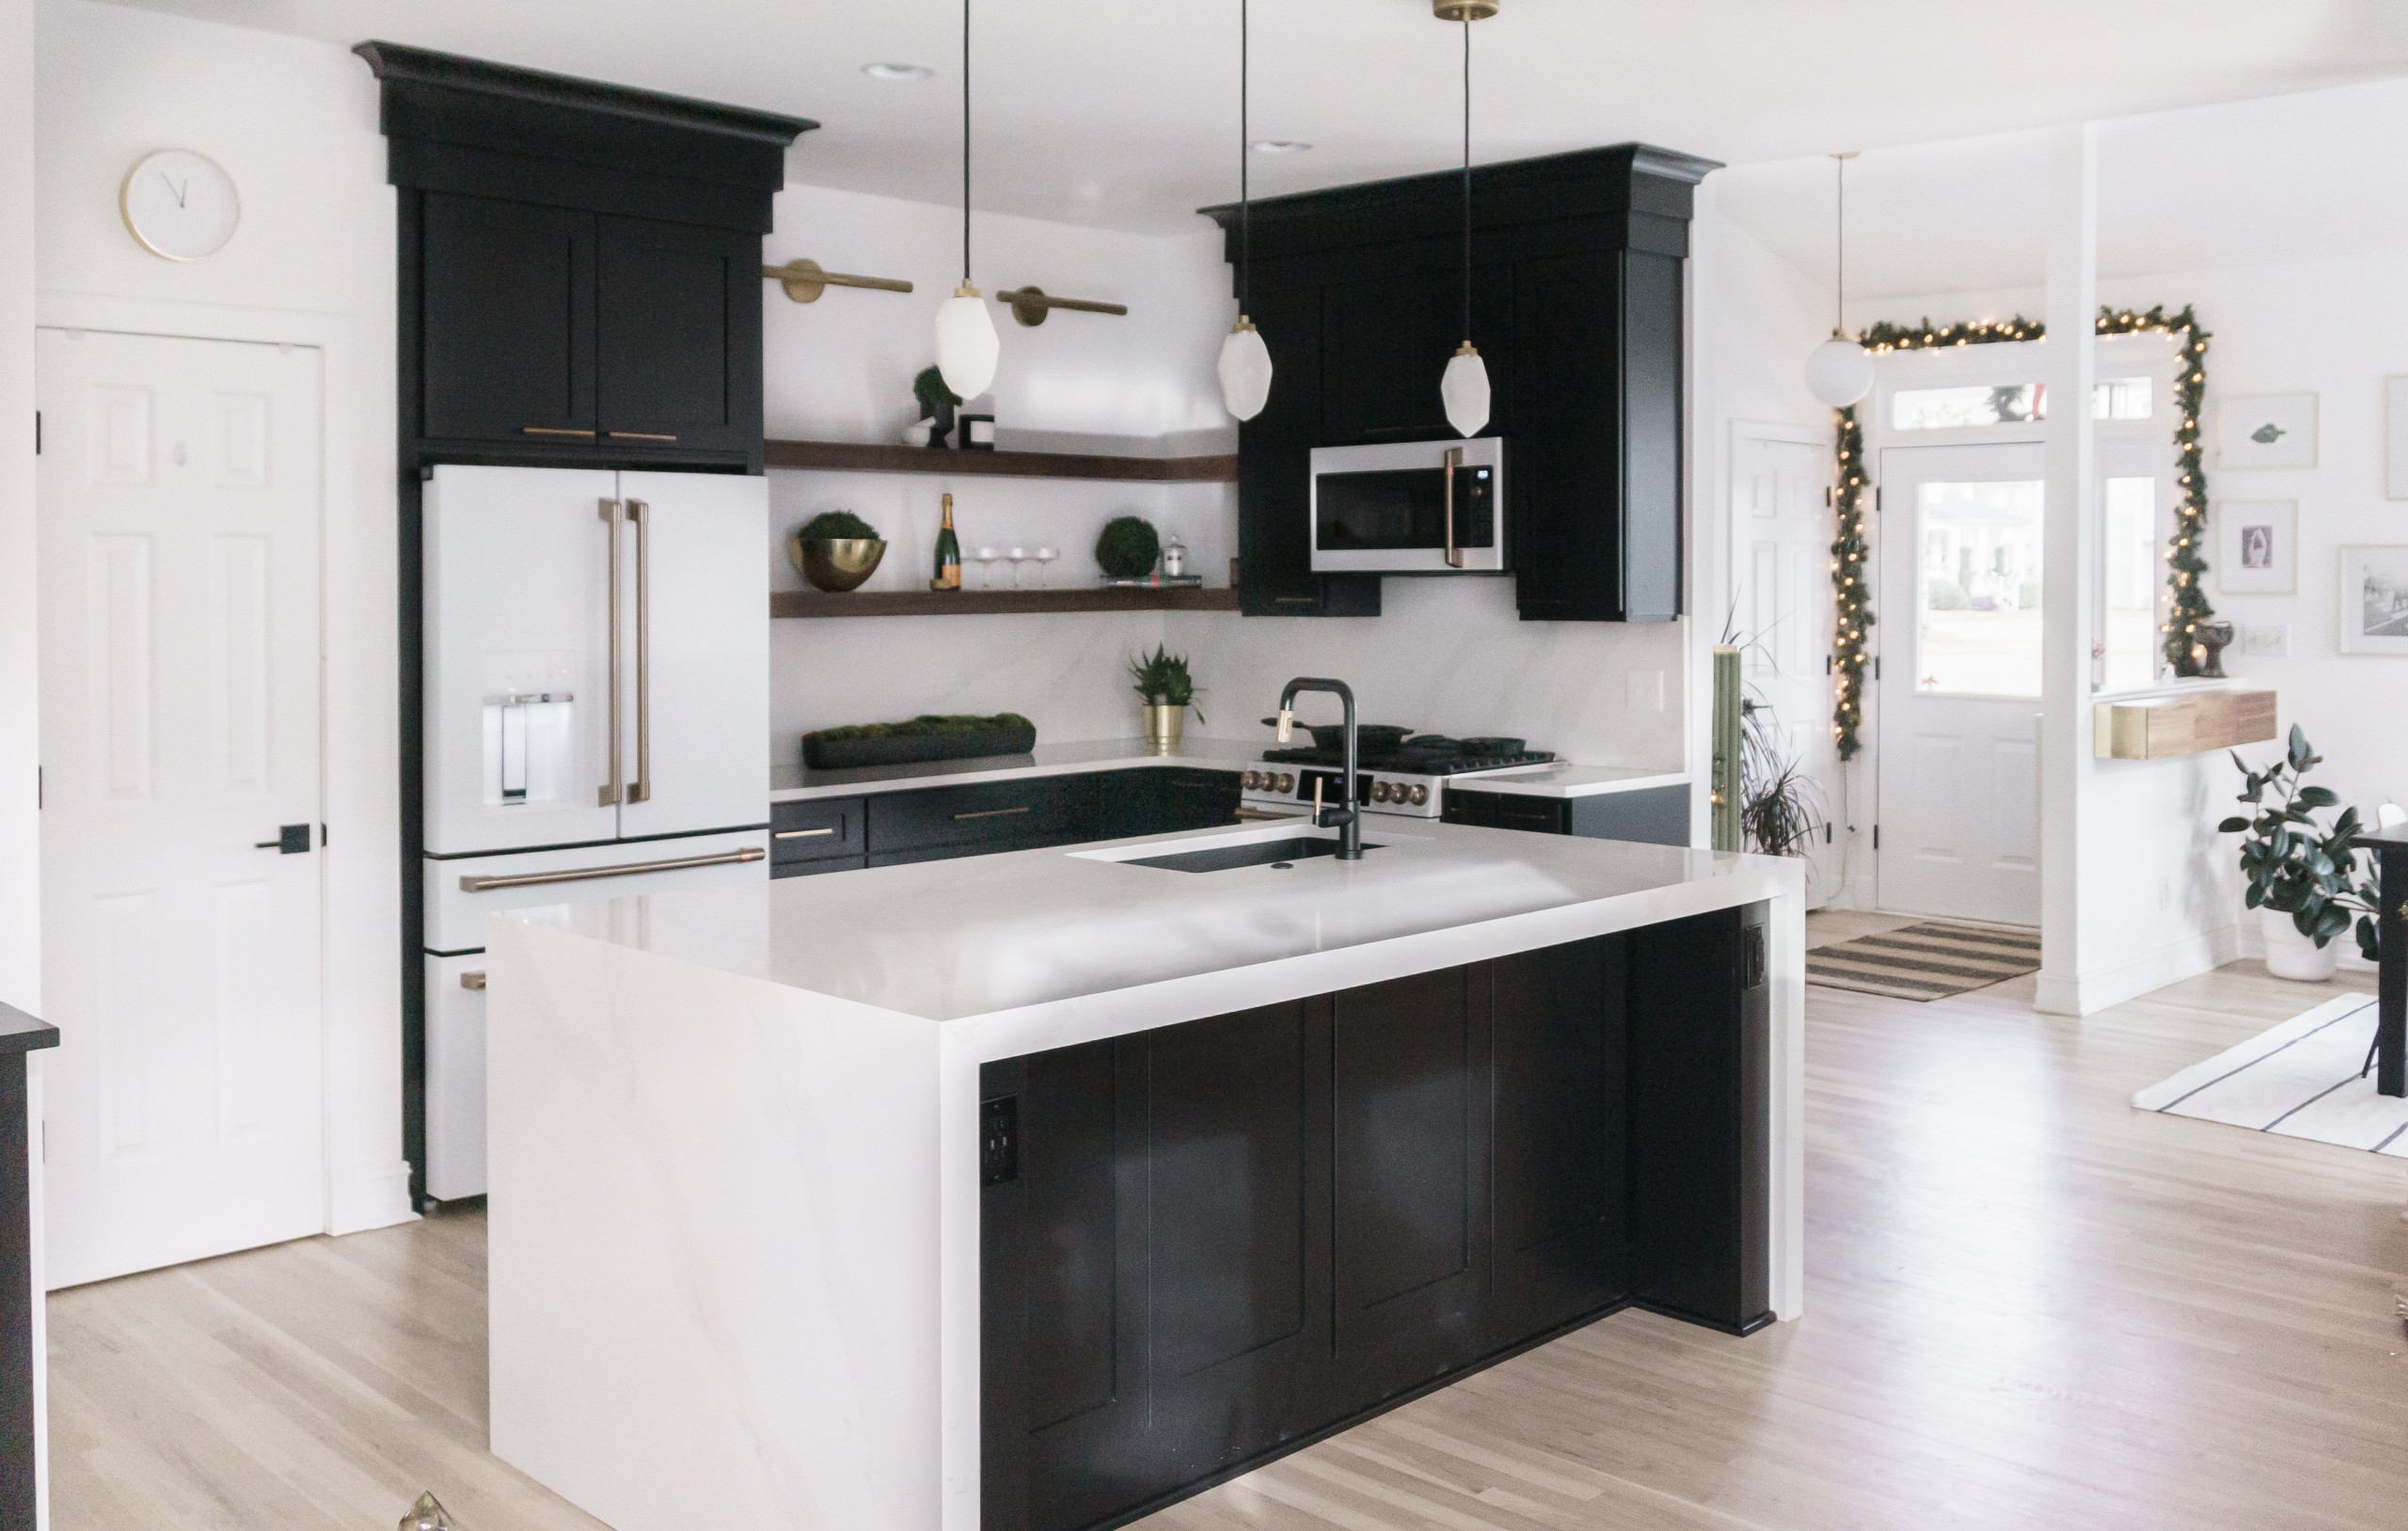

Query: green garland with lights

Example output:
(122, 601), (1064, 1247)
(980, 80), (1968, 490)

(1828, 304), (2215, 760)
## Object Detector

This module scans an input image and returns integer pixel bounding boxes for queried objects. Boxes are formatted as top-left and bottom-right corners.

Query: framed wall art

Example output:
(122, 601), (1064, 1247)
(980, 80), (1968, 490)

(2214, 499), (2295, 594)
(2216, 392), (2318, 470)
(2338, 545), (2408, 655)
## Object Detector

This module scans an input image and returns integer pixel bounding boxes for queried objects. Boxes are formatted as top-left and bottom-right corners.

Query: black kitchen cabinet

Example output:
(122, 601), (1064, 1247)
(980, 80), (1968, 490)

(1445, 781), (1692, 847)
(771, 768), (1244, 879)
(362, 40), (812, 472)
(1205, 145), (1717, 623)
(1237, 286), (1381, 618)
(981, 917), (1766, 1531)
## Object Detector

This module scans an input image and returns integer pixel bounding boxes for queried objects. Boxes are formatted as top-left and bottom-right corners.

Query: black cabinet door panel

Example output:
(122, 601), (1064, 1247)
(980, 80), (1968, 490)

(868, 780), (1069, 855)
(1491, 938), (1632, 1333)
(1022, 1042), (1121, 1431)
(594, 216), (758, 453)
(1331, 967), (1488, 1381)
(1237, 286), (1378, 618)
(770, 796), (864, 864)
(420, 194), (594, 443)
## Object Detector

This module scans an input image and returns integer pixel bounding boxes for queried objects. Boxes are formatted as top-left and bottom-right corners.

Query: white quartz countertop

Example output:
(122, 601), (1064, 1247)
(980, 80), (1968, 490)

(769, 738), (1258, 801)
(770, 736), (1686, 802)
(508, 819), (1789, 1024)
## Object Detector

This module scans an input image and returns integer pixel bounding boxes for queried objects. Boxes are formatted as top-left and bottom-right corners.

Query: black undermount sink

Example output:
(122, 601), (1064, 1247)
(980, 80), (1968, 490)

(1122, 836), (1383, 874)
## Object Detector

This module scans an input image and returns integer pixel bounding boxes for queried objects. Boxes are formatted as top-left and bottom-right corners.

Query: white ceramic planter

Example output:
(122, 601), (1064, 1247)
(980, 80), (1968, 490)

(2261, 906), (2341, 982)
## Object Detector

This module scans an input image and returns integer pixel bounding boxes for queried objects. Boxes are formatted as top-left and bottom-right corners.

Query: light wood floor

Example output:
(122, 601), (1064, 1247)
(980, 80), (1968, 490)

(46, 916), (2407, 1531)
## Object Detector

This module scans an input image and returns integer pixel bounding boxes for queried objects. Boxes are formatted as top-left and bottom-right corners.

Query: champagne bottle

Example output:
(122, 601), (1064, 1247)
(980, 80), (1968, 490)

(932, 492), (962, 591)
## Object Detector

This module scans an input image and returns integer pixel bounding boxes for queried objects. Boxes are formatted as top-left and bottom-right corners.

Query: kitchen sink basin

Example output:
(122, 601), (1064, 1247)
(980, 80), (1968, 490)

(1119, 835), (1383, 874)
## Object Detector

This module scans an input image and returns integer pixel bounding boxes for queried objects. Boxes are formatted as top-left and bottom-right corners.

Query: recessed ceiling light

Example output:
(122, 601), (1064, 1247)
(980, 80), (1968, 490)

(862, 62), (936, 80)
(1251, 140), (1312, 154)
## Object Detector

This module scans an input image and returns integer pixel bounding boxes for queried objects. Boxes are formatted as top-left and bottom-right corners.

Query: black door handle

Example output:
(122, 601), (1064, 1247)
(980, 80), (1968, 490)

(254, 824), (312, 854)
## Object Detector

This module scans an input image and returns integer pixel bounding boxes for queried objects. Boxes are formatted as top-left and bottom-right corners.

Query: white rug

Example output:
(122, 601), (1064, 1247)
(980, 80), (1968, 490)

(2132, 994), (2408, 1157)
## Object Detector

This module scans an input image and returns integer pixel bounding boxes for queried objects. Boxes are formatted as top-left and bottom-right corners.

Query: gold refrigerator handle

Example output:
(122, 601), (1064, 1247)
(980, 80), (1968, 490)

(1443, 447), (1465, 568)
(596, 498), (625, 807)
(459, 845), (767, 892)
(629, 499), (652, 805)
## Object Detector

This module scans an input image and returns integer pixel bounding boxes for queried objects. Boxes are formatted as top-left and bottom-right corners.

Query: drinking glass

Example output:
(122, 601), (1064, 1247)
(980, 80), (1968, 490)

(974, 546), (1001, 590)
(1033, 546), (1059, 588)
(1006, 546), (1030, 589)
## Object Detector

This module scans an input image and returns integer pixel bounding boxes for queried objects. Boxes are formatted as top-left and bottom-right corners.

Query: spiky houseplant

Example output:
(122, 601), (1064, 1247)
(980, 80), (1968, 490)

(2219, 725), (2380, 958)
(1128, 644), (1204, 722)
(1739, 698), (1826, 860)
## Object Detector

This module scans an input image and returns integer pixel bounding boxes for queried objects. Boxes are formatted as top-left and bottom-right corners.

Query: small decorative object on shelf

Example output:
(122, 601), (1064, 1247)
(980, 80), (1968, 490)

(1095, 514), (1162, 580)
(913, 366), (961, 448)
(958, 413), (996, 449)
(803, 713), (1037, 770)
(2194, 618), (2235, 678)
(931, 493), (962, 591)
(1161, 532), (1189, 578)
(788, 510), (887, 592)
(1129, 643), (1204, 753)
(398, 1490), (459, 1531)
(2219, 725), (2381, 981)
(1101, 574), (1203, 589)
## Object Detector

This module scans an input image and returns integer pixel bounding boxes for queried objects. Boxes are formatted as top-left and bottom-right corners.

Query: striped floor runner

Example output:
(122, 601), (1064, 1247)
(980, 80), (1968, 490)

(1806, 921), (2042, 1001)
(2132, 995), (2406, 1157)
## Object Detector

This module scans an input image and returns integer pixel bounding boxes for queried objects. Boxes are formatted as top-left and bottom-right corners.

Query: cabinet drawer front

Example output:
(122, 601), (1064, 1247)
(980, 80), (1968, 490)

(771, 797), (864, 862)
(869, 781), (1068, 854)
(1492, 797), (1569, 835)
(771, 853), (866, 878)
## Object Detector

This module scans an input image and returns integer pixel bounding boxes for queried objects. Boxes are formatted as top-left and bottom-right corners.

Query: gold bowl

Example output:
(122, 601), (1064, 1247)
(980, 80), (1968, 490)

(790, 537), (886, 592)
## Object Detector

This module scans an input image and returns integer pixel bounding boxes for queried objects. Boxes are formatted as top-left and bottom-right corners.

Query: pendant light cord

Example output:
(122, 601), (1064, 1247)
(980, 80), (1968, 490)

(1461, 16), (1472, 344)
(953, 0), (963, 284)
(1240, 0), (1249, 315)
(1833, 153), (1845, 335)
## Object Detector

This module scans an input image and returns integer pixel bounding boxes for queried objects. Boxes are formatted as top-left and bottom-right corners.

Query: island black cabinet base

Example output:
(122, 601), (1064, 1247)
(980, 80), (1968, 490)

(980, 907), (1771, 1531)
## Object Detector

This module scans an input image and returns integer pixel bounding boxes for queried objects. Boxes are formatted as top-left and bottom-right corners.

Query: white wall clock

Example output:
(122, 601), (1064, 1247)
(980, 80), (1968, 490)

(119, 150), (240, 261)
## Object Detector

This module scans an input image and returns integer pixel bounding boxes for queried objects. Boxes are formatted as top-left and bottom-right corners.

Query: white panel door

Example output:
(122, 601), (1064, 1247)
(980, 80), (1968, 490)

(424, 465), (622, 855)
(1731, 425), (1838, 899)
(1876, 443), (2044, 926)
(36, 328), (325, 1287)
(614, 472), (768, 840)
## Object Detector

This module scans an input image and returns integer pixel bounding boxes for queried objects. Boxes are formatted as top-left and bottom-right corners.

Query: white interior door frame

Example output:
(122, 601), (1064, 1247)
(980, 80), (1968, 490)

(35, 291), (415, 1241)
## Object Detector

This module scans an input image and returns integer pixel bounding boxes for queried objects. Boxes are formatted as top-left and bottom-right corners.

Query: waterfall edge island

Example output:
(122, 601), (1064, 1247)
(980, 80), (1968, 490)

(481, 818), (1806, 1531)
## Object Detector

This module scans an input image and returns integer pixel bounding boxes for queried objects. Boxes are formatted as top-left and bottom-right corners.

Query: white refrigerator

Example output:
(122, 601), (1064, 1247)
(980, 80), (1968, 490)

(420, 465), (769, 1199)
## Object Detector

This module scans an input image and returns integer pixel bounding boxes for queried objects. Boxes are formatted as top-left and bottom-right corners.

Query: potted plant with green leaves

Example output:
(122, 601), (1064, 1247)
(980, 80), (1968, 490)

(788, 510), (886, 592)
(1129, 643), (1203, 753)
(912, 365), (961, 448)
(2219, 725), (2380, 981)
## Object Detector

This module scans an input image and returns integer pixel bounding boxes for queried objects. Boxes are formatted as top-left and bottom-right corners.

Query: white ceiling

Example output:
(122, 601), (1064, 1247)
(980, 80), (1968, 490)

(102, 0), (2408, 235)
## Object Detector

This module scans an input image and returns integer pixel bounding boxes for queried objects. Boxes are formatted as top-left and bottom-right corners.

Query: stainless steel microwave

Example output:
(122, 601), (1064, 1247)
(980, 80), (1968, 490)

(1308, 437), (1506, 574)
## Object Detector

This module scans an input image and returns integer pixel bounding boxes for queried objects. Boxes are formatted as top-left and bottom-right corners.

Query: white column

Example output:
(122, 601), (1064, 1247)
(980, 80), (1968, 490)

(2035, 125), (2099, 1017)
(0, 0), (39, 1024)
(1684, 177), (1723, 849)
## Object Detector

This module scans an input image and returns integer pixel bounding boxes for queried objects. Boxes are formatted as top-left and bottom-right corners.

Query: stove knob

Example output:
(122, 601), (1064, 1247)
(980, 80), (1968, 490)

(1240, 770), (1257, 790)
(1276, 773), (1295, 793)
(1368, 781), (1388, 803)
(1409, 784), (1431, 806)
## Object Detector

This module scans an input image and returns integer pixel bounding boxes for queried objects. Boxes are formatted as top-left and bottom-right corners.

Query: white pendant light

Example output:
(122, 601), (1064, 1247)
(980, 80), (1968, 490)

(1804, 150), (1871, 409)
(1218, 0), (1272, 420)
(933, 0), (1001, 400)
(1440, 7), (1491, 437)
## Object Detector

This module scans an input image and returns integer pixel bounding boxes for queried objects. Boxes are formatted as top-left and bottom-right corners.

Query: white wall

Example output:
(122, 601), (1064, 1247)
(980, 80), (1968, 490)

(2, 0), (38, 1024)
(36, 0), (413, 1232)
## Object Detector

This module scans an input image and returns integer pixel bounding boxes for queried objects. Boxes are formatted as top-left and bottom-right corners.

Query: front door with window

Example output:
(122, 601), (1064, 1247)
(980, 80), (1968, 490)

(36, 328), (326, 1287)
(1876, 443), (2044, 925)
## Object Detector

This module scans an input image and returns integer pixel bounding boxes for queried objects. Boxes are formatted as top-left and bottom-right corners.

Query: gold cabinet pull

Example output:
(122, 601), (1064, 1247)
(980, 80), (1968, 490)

(764, 259), (915, 303)
(996, 287), (1129, 326)
(607, 431), (678, 442)
(523, 426), (596, 438)
(774, 827), (837, 840)
(953, 805), (1034, 821)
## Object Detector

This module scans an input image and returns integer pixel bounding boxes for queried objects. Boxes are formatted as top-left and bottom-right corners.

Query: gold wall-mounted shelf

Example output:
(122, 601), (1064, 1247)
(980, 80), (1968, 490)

(2093, 687), (2276, 760)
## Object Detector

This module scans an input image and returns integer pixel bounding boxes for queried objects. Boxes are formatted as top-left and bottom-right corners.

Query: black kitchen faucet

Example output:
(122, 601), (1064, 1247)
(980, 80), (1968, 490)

(1275, 676), (1361, 860)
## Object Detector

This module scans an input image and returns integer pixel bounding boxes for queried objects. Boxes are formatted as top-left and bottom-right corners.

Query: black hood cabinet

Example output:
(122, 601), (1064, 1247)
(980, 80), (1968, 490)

(1204, 144), (1719, 622)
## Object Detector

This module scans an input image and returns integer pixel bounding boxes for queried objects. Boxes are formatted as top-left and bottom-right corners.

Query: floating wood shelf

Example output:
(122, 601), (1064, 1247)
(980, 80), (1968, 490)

(2094, 687), (2276, 760)
(763, 439), (1236, 483)
(771, 587), (1242, 619)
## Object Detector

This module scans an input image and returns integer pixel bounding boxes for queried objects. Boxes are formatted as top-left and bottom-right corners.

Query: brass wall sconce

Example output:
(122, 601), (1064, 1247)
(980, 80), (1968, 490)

(994, 287), (1130, 326)
(763, 258), (915, 304)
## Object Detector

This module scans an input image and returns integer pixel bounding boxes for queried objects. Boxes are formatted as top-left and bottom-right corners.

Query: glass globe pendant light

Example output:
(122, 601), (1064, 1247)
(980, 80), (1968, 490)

(1437, 3), (1491, 437)
(1217, 0), (1273, 419)
(933, 0), (1000, 399)
(1804, 150), (1872, 409)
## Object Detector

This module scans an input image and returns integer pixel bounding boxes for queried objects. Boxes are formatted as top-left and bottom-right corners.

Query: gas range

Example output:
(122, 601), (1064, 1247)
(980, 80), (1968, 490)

(1238, 736), (1558, 821)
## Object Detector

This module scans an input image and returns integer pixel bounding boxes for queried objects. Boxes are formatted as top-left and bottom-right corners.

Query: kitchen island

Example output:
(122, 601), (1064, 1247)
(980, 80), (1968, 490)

(483, 819), (1804, 1531)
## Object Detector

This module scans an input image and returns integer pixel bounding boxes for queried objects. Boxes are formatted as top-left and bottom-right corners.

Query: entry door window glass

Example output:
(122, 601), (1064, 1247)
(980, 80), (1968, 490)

(1915, 479), (2044, 697)
(1890, 377), (2152, 431)
(2099, 476), (2161, 691)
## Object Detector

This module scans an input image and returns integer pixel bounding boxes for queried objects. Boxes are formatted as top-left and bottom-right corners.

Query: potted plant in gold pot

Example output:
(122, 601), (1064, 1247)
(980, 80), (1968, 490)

(788, 510), (886, 592)
(1129, 644), (1203, 753)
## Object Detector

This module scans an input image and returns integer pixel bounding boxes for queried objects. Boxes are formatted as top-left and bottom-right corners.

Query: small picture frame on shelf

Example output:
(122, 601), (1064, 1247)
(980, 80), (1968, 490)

(2338, 545), (2408, 655)
(2216, 392), (2318, 469)
(2215, 499), (2295, 594)
(958, 414), (996, 450)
